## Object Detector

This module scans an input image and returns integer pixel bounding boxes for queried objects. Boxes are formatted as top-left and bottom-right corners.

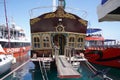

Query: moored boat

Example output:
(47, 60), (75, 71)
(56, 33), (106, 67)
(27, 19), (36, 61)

(0, 55), (12, 75)
(30, 0), (87, 65)
(0, 23), (31, 58)
(29, 0), (113, 80)
(0, 0), (31, 58)
(0, 44), (14, 75)
(85, 28), (120, 68)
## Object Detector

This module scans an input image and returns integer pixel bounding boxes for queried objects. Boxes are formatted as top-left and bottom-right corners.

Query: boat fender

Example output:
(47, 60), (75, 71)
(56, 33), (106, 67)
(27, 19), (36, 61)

(12, 57), (16, 64)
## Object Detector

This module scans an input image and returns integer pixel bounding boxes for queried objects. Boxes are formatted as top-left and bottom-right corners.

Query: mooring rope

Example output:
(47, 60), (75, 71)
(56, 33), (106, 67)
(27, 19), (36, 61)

(85, 61), (113, 80)
(85, 61), (96, 74)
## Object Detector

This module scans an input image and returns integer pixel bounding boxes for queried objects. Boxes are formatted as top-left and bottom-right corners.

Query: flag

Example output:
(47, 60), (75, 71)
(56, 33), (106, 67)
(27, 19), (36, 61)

(101, 0), (108, 5)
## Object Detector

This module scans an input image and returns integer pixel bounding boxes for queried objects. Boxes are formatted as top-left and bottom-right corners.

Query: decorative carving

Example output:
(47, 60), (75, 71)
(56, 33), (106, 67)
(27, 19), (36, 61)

(56, 25), (64, 32)
(78, 19), (87, 26)
(44, 9), (76, 19)
(44, 13), (56, 18)
(30, 18), (41, 25)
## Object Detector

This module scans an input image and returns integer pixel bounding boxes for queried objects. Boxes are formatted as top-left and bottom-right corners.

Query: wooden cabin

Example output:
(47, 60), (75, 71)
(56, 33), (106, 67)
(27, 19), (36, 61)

(30, 5), (88, 60)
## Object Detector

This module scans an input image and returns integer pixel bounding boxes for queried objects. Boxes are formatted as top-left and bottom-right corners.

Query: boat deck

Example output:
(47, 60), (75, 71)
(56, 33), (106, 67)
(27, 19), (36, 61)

(55, 55), (81, 78)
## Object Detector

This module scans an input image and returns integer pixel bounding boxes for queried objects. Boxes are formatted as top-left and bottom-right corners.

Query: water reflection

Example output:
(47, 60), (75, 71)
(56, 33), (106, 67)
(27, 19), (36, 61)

(1, 53), (120, 80)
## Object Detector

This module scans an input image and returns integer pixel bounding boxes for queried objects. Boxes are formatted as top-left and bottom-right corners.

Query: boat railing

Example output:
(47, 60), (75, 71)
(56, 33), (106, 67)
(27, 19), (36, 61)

(87, 34), (102, 37)
(86, 44), (120, 50)
(0, 33), (27, 41)
(29, 6), (87, 19)
(64, 46), (76, 63)
(53, 45), (59, 61)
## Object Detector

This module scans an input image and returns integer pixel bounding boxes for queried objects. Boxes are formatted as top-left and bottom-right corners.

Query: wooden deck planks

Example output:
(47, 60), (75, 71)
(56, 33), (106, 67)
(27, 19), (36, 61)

(56, 55), (81, 78)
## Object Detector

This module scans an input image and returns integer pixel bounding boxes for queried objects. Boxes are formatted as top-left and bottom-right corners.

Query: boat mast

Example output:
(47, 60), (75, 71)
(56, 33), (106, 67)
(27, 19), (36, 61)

(4, 0), (10, 48)
(53, 0), (56, 11)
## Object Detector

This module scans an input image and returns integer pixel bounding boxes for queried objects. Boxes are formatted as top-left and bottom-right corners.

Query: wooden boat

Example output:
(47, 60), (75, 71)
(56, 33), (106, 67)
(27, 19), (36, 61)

(29, 0), (112, 80)
(30, 0), (87, 64)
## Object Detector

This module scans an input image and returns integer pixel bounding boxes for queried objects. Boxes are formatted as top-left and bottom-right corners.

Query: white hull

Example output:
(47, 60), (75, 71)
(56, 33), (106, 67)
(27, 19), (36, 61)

(0, 55), (13, 75)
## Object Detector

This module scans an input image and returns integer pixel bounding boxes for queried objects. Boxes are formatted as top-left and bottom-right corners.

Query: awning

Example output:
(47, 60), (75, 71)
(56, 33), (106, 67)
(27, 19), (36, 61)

(97, 0), (120, 22)
(87, 28), (102, 33)
(104, 39), (116, 42)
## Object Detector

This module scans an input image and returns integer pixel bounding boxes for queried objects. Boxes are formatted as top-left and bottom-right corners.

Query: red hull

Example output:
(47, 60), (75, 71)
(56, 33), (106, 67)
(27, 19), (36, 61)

(3, 46), (31, 58)
(85, 48), (120, 68)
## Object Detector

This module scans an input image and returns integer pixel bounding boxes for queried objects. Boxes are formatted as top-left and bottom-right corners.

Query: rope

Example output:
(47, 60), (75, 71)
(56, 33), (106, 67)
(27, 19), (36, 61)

(85, 61), (96, 74)
(85, 61), (113, 80)
(86, 61), (97, 71)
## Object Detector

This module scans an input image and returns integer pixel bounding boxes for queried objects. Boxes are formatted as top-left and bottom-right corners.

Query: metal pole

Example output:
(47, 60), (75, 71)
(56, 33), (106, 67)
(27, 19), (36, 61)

(4, 0), (10, 48)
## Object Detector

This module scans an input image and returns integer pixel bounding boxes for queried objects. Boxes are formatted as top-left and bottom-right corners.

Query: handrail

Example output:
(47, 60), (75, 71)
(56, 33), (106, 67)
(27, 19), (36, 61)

(39, 59), (45, 80)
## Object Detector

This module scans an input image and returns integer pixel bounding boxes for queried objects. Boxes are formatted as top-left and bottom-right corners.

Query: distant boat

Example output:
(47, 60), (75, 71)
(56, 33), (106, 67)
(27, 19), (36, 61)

(0, 44), (13, 75)
(85, 28), (120, 68)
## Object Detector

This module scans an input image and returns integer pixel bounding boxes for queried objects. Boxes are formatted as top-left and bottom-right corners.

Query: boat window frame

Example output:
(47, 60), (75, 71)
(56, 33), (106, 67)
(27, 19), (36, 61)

(68, 35), (76, 47)
(77, 36), (84, 48)
(42, 33), (51, 48)
(0, 58), (2, 62)
(32, 34), (41, 49)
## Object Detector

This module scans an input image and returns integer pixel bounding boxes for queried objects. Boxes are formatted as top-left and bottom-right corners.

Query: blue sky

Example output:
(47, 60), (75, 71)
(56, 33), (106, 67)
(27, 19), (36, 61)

(0, 0), (120, 41)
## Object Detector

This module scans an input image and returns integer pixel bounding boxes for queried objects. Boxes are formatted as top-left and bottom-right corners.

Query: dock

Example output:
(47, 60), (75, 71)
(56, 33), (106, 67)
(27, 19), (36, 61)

(55, 55), (81, 78)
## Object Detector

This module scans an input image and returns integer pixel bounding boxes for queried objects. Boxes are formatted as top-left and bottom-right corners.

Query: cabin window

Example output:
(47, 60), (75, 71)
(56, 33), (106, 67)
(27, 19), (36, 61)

(42, 34), (50, 48)
(33, 37), (40, 48)
(69, 36), (75, 47)
(78, 38), (83, 42)
(0, 58), (2, 62)
(77, 37), (83, 48)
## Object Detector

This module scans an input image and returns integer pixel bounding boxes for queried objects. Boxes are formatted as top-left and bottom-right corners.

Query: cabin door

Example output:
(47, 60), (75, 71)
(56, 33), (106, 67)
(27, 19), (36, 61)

(53, 34), (66, 55)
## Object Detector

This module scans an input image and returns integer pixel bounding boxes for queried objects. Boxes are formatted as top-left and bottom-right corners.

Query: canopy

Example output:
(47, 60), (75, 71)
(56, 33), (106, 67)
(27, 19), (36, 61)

(87, 28), (102, 33)
(97, 0), (120, 22)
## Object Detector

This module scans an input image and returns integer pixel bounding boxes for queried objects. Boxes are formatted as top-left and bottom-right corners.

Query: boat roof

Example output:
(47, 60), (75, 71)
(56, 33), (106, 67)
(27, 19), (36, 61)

(87, 28), (102, 33)
(97, 0), (120, 22)
(104, 39), (116, 42)
(30, 7), (88, 33)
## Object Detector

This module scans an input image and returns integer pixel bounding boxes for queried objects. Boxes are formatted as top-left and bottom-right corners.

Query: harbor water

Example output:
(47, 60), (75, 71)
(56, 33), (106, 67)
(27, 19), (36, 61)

(0, 52), (120, 80)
